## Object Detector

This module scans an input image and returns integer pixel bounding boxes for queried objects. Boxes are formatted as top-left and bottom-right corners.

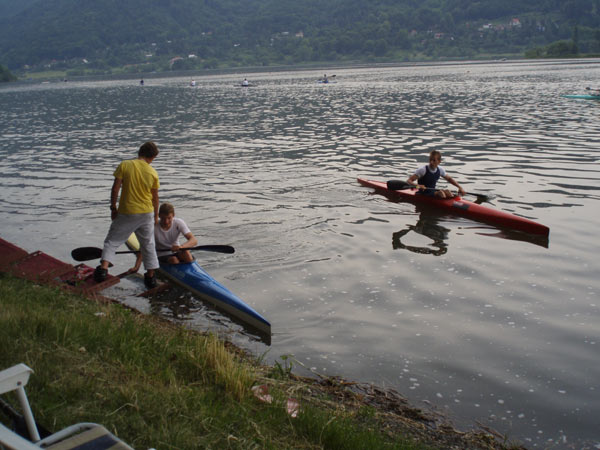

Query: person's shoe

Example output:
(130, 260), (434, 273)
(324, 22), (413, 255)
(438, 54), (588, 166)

(144, 273), (157, 289)
(93, 265), (108, 283)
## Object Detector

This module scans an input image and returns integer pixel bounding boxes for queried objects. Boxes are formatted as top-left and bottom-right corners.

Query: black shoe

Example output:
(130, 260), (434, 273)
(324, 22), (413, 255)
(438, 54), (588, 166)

(144, 273), (157, 289)
(93, 266), (108, 283)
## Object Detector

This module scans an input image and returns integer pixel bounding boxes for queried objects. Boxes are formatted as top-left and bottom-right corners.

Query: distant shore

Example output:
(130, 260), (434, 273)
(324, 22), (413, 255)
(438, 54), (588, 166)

(8, 55), (600, 84)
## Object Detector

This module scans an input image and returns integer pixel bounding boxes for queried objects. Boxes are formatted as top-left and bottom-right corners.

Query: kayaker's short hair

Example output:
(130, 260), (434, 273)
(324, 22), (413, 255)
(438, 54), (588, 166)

(159, 202), (175, 216)
(138, 141), (159, 158)
(429, 150), (442, 160)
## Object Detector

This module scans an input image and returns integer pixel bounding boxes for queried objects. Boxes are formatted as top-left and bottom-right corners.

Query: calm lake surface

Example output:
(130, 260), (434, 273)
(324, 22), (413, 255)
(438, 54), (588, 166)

(1, 60), (598, 448)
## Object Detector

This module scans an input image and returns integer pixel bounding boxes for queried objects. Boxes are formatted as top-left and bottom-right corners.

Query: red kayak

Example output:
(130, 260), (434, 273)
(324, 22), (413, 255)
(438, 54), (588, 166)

(358, 178), (550, 236)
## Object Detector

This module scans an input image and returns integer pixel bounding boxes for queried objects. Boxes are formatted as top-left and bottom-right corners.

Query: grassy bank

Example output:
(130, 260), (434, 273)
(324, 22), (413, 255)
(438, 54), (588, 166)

(0, 275), (512, 449)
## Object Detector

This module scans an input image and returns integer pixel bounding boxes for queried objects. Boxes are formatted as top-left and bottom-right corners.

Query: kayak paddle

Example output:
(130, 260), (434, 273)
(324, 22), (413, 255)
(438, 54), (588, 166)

(71, 244), (235, 262)
(386, 180), (491, 202)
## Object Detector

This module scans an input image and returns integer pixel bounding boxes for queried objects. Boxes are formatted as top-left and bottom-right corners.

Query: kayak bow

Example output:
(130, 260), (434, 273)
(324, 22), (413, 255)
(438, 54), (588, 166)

(562, 94), (600, 100)
(126, 234), (271, 340)
(358, 178), (549, 236)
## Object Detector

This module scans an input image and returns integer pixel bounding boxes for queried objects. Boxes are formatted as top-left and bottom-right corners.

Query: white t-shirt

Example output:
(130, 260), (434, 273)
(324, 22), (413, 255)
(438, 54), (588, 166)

(155, 217), (191, 255)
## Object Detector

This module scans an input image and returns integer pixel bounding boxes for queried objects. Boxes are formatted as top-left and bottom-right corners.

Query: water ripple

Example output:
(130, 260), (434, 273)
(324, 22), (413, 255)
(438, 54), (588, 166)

(2, 61), (600, 448)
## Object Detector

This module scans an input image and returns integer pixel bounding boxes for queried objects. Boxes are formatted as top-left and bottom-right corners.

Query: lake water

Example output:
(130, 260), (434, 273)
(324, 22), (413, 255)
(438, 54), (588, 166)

(1, 60), (598, 448)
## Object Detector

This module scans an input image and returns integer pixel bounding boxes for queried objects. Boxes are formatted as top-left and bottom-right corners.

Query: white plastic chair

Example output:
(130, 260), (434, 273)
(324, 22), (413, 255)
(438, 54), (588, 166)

(0, 364), (134, 450)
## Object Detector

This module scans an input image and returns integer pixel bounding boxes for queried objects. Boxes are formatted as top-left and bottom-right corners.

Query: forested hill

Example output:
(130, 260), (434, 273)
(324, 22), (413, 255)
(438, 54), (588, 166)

(1, 0), (599, 73)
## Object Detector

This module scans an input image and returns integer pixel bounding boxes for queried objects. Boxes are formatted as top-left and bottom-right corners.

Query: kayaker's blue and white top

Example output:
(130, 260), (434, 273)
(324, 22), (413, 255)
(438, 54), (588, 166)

(414, 164), (446, 189)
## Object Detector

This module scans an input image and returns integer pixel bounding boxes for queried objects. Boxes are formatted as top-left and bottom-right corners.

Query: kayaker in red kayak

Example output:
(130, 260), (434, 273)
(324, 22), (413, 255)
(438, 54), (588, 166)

(407, 150), (466, 199)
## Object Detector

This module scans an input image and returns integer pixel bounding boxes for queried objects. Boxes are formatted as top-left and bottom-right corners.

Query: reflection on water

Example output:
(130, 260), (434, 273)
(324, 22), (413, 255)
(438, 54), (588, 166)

(475, 229), (550, 249)
(1, 61), (599, 448)
(391, 205), (550, 255)
(392, 214), (450, 256)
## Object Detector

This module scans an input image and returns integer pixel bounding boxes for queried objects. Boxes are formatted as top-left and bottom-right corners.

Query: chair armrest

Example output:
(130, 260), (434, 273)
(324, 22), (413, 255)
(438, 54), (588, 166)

(0, 364), (33, 395)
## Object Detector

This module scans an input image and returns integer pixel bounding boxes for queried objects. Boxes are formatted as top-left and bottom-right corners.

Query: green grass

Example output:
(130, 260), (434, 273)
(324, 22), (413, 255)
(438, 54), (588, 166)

(18, 70), (68, 80)
(0, 275), (428, 449)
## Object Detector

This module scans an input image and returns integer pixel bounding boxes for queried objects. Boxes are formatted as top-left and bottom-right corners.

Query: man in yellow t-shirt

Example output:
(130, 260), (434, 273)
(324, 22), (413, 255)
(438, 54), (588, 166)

(94, 141), (160, 289)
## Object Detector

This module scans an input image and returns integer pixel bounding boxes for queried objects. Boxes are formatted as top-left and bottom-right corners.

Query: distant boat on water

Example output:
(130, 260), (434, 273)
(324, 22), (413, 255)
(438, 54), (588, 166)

(318, 74), (336, 84)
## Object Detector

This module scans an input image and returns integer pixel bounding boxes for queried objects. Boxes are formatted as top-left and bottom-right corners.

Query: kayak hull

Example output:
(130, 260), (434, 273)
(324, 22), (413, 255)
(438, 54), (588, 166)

(562, 94), (600, 100)
(358, 178), (549, 236)
(158, 262), (271, 337)
(126, 234), (271, 339)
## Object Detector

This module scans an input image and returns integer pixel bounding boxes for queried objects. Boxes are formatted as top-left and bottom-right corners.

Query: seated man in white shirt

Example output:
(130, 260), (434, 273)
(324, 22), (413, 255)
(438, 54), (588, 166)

(131, 202), (197, 272)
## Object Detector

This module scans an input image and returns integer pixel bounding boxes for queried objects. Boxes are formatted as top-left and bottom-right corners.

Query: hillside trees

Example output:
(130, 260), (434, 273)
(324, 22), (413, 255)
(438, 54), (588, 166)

(0, 64), (17, 81)
(1, 0), (600, 71)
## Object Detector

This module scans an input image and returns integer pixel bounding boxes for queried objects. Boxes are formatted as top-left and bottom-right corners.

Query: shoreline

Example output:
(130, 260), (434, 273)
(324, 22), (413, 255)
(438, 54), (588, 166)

(9, 56), (600, 84)
(0, 275), (519, 449)
(0, 237), (521, 449)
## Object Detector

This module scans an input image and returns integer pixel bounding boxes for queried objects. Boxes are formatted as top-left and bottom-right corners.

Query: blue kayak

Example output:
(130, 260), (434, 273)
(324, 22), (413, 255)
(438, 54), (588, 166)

(562, 94), (600, 100)
(126, 234), (271, 339)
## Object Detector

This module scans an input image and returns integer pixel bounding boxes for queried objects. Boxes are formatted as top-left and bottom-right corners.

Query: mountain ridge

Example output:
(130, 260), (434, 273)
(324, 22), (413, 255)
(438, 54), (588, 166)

(1, 0), (598, 72)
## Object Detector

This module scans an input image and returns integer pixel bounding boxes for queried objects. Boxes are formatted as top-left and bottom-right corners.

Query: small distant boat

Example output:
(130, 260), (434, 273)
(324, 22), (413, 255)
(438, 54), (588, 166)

(563, 87), (600, 100)
(562, 94), (600, 100)
(318, 74), (336, 84)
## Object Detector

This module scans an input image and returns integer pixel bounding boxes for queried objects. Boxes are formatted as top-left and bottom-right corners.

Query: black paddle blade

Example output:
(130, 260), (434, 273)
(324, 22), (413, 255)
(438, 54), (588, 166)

(196, 245), (235, 254)
(466, 192), (493, 203)
(71, 247), (103, 261)
(387, 180), (412, 190)
(475, 193), (490, 202)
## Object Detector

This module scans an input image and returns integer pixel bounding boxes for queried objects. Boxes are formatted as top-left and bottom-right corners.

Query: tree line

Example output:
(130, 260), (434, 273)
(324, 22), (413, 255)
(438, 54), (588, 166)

(0, 64), (17, 81)
(0, 0), (599, 74)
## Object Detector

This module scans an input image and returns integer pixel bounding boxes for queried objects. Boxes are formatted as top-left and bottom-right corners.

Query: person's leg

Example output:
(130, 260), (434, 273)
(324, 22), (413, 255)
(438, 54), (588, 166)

(95, 214), (138, 282)
(177, 250), (193, 263)
(135, 213), (159, 288)
(167, 255), (180, 264)
(435, 189), (453, 199)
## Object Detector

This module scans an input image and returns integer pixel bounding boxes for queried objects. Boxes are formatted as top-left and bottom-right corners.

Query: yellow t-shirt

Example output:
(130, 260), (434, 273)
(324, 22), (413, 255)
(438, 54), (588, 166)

(114, 159), (160, 214)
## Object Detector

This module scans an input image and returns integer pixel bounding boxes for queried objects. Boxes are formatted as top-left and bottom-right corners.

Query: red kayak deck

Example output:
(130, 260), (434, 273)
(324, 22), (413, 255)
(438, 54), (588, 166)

(358, 178), (550, 236)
